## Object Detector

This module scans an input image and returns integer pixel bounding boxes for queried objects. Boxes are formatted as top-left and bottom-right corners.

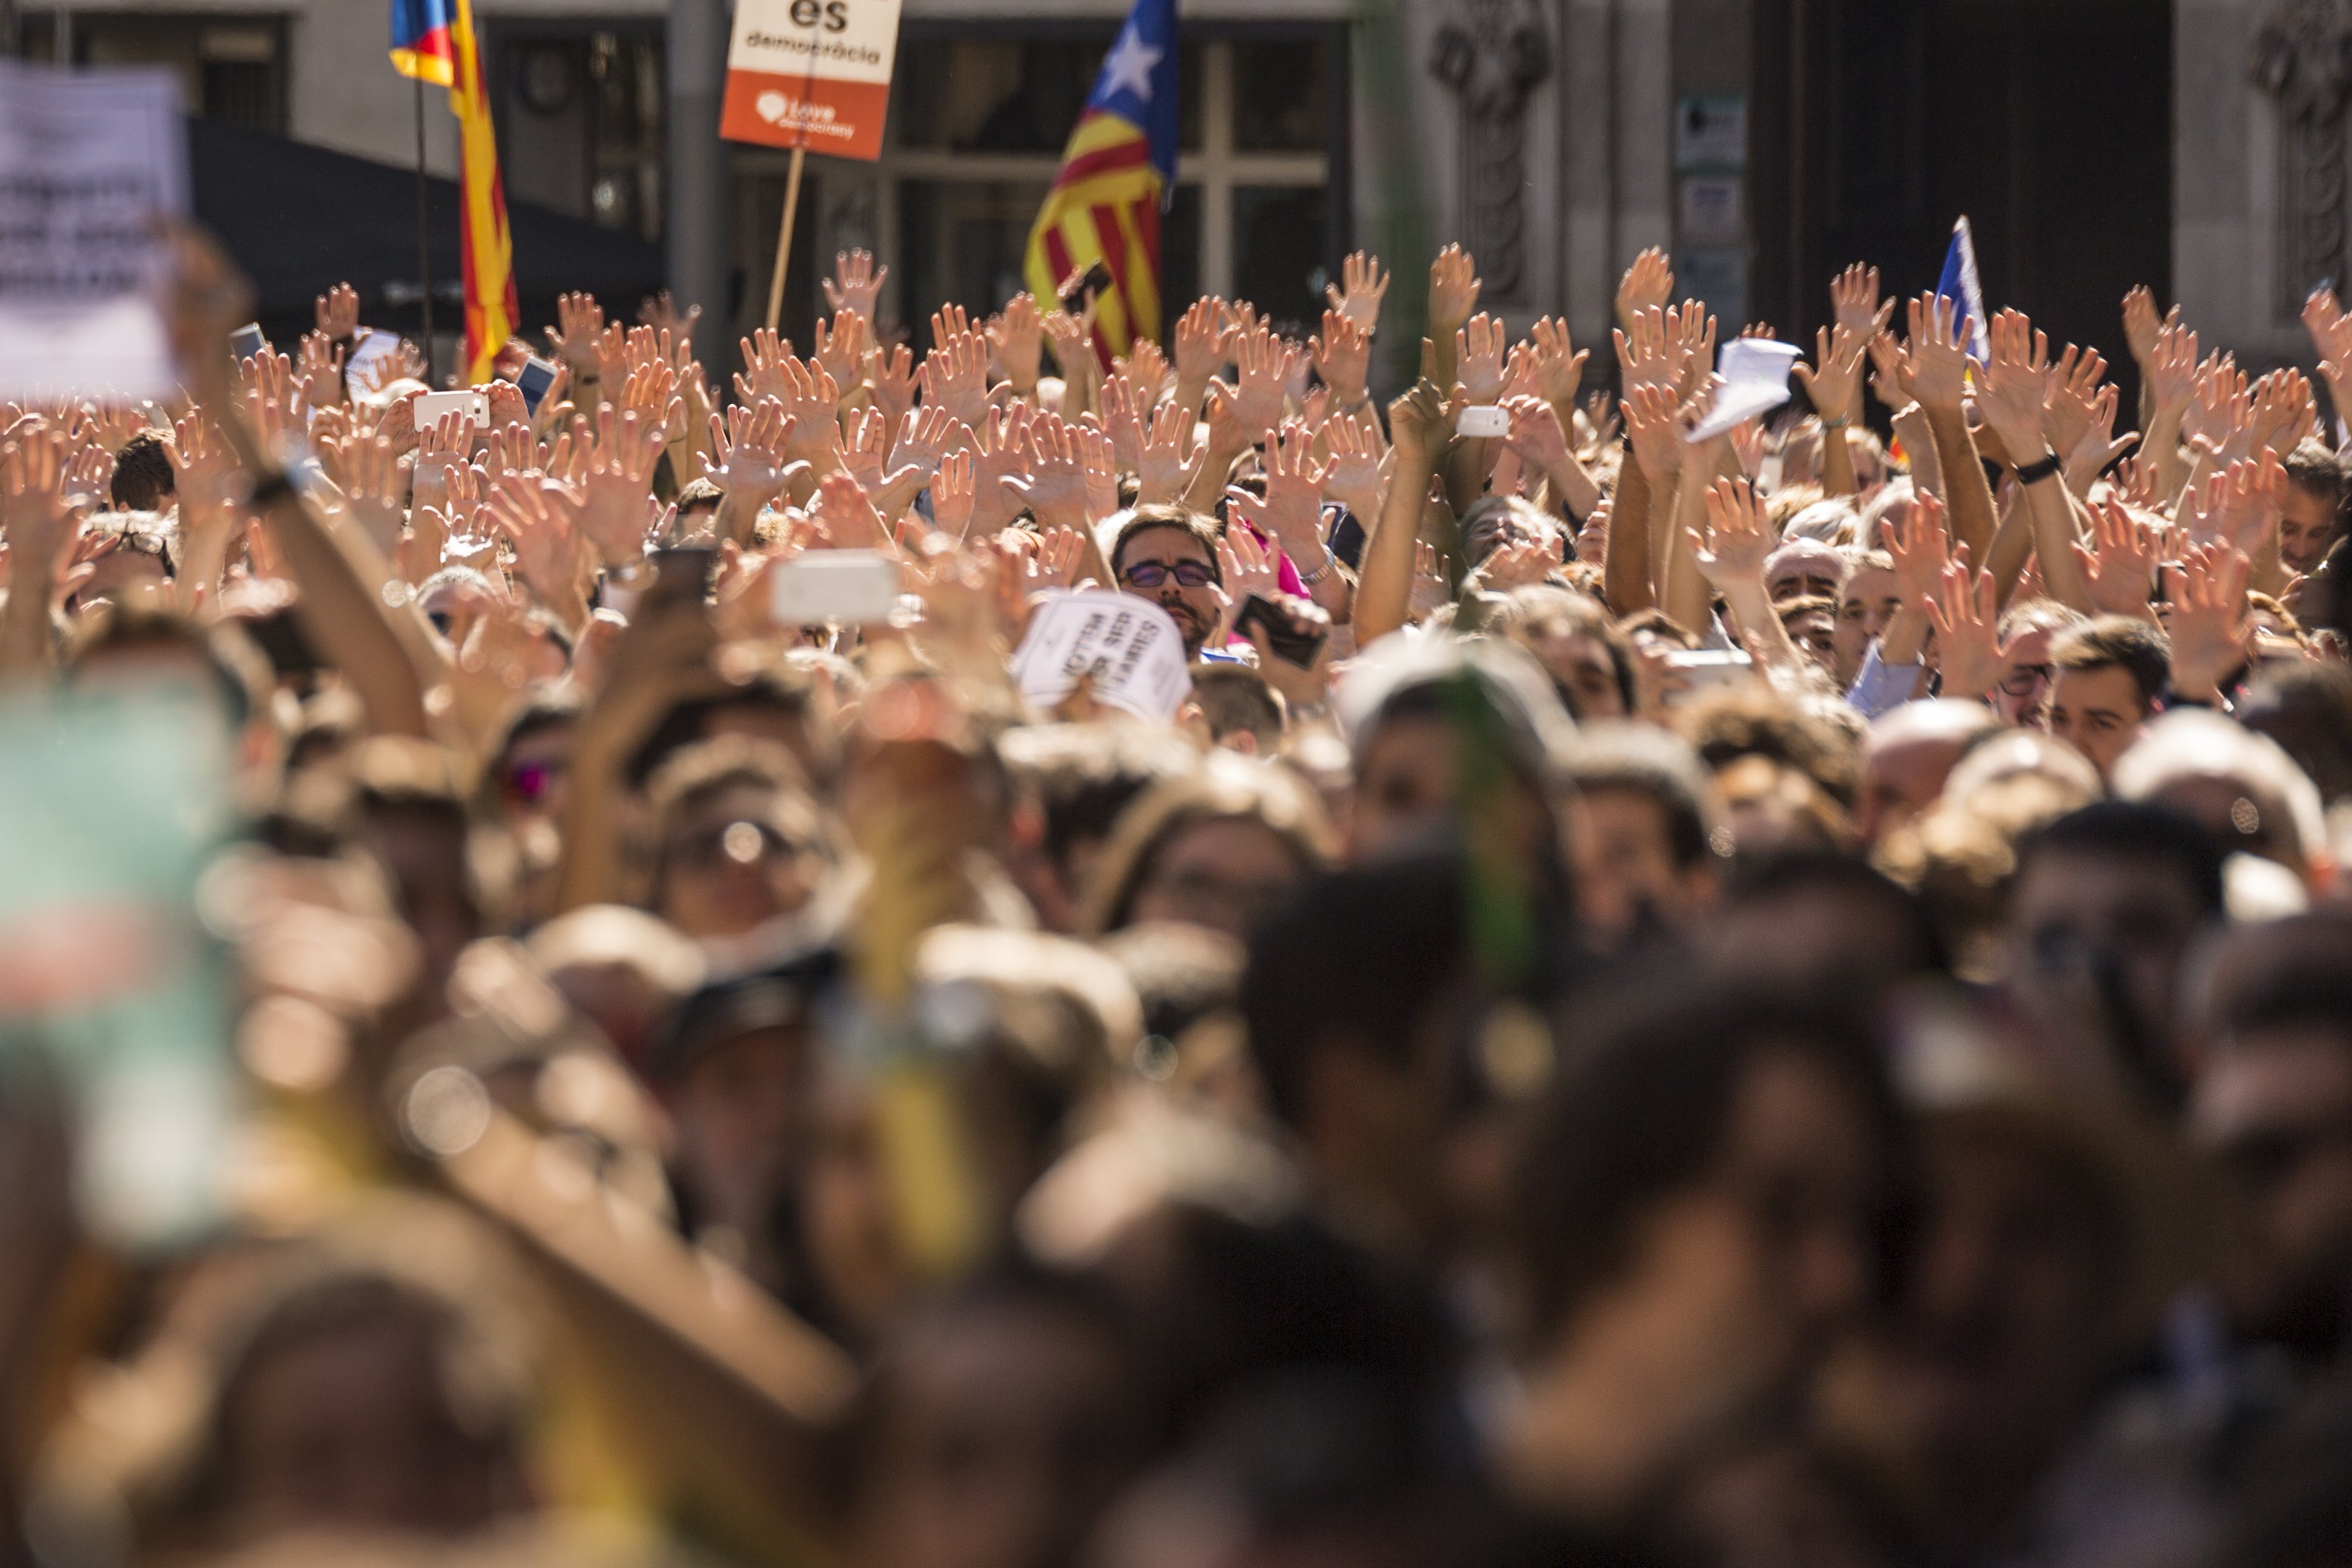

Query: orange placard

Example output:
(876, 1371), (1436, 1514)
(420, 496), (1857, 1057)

(721, 0), (901, 163)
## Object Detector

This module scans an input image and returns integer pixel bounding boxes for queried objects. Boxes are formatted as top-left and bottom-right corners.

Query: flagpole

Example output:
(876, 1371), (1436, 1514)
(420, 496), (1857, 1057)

(763, 143), (806, 336)
(414, 72), (436, 386)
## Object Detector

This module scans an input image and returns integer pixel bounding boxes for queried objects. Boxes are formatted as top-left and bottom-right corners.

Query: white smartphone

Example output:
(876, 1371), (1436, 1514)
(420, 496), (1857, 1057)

(230, 322), (267, 361)
(771, 550), (902, 626)
(413, 388), (489, 428)
(1661, 648), (1755, 704)
(1455, 404), (1511, 438)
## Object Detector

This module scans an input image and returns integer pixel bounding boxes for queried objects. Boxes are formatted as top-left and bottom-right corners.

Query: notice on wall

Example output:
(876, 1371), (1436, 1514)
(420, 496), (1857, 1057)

(720, 0), (903, 162)
(0, 60), (187, 400)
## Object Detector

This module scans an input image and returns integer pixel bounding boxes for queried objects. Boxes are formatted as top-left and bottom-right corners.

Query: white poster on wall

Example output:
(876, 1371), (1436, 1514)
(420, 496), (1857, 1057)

(0, 60), (187, 400)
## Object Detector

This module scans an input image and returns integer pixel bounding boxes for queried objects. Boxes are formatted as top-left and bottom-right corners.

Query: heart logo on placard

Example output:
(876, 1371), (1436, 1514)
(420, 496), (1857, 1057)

(757, 90), (788, 124)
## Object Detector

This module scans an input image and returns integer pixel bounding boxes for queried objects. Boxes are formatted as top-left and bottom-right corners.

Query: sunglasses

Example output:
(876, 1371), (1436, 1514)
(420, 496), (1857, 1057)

(1122, 558), (1215, 590)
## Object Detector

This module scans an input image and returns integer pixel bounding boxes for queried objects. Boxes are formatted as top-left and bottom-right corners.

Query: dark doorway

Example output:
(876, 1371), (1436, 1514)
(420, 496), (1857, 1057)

(1751, 0), (2171, 412)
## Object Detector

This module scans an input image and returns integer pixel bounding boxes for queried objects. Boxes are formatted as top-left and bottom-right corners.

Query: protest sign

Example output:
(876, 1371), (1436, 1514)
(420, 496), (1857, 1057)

(0, 60), (187, 400)
(721, 0), (903, 161)
(1010, 591), (1194, 723)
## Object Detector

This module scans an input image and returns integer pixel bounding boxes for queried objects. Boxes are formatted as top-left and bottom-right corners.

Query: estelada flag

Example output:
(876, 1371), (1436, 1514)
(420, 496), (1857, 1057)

(391, 0), (518, 383)
(1023, 0), (1177, 368)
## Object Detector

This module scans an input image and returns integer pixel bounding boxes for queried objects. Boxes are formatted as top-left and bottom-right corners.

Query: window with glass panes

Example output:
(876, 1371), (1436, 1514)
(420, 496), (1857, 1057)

(873, 25), (1345, 342)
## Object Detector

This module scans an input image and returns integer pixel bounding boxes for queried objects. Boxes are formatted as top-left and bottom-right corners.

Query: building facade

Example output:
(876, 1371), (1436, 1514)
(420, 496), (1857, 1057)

(2, 1), (2323, 392)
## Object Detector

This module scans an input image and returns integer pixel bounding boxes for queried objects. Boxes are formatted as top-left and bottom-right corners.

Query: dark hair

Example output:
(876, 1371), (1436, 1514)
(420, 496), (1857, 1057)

(1563, 724), (1713, 870)
(1724, 849), (1948, 975)
(1110, 504), (1224, 586)
(2050, 615), (2171, 711)
(674, 476), (726, 521)
(1190, 663), (1287, 748)
(1241, 854), (1468, 1130)
(2016, 801), (2227, 920)
(999, 723), (1200, 881)
(65, 599), (267, 729)
(2239, 660), (2352, 803)
(110, 429), (175, 511)
(1511, 984), (1900, 1338)
(2281, 437), (2348, 513)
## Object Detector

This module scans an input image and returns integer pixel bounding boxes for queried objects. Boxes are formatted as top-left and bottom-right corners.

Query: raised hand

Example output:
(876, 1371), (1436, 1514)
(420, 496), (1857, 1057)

(1137, 401), (1203, 506)
(2040, 343), (2109, 460)
(1173, 296), (1236, 390)
(1614, 306), (1681, 397)
(708, 398), (796, 509)
(1865, 330), (1911, 411)
(812, 310), (870, 390)
(1977, 308), (2054, 463)
(1830, 263), (1891, 341)
(1327, 251), (1391, 335)
(931, 448), (976, 538)
(1242, 420), (1330, 566)
(985, 293), (1046, 394)
(1228, 326), (1296, 442)
(867, 342), (918, 428)
(576, 405), (663, 564)
(1527, 317), (1588, 412)
(1309, 308), (1372, 408)
(482, 474), (587, 605)
(1040, 308), (1096, 384)
(2245, 368), (2316, 457)
(315, 281), (361, 341)
(1101, 372), (1149, 471)
(1923, 559), (2008, 700)
(335, 432), (408, 551)
(969, 403), (1035, 536)
(1428, 243), (1481, 336)
(1615, 246), (1673, 328)
(2162, 541), (2252, 701)
(821, 248), (888, 322)
(1792, 322), (1867, 425)
(296, 333), (347, 411)
(1693, 477), (1774, 592)
(1900, 293), (1971, 416)
(1884, 490), (1953, 607)
(1452, 313), (1509, 406)
(1622, 382), (1684, 482)
(735, 326), (794, 405)
(2072, 497), (2160, 618)
(1502, 395), (1570, 472)
(778, 355), (843, 466)
(1112, 339), (1170, 408)
(1320, 410), (1386, 518)
(549, 292), (607, 383)
(918, 328), (990, 429)
(637, 288), (702, 342)
(2146, 320), (2200, 424)
(2122, 286), (2176, 369)
(1219, 525), (1284, 605)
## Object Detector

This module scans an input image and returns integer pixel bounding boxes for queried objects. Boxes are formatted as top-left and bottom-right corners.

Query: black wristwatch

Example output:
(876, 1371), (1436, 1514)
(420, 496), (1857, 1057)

(2013, 450), (2063, 485)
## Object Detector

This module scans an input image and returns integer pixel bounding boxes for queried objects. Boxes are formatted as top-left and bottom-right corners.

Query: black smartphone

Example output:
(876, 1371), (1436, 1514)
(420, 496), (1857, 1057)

(646, 545), (717, 606)
(1059, 259), (1115, 314)
(515, 354), (559, 415)
(1232, 593), (1325, 668)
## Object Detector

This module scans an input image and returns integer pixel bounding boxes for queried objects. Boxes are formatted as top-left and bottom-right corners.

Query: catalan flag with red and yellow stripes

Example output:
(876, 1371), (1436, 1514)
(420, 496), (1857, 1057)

(1024, 0), (1177, 368)
(391, 0), (518, 382)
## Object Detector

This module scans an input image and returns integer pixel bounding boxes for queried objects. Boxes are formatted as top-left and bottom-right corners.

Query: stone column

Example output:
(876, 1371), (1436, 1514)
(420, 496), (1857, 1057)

(668, 0), (731, 371)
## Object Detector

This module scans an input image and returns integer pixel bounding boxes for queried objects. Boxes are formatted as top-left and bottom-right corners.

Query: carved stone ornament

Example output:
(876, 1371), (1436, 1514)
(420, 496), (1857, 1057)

(2252, 0), (2352, 310)
(1431, 0), (1551, 302)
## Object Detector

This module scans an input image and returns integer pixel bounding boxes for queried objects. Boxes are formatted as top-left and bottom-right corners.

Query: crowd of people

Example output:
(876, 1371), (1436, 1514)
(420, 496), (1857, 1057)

(1, 221), (2351, 1568)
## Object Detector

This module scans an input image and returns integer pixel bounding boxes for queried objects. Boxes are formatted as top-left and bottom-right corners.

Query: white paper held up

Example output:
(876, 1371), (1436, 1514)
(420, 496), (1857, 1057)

(1683, 336), (1803, 444)
(0, 60), (187, 400)
(1010, 590), (1194, 723)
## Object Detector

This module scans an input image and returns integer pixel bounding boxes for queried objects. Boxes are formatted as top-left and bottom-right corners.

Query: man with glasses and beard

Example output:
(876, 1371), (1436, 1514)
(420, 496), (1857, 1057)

(1108, 506), (1229, 661)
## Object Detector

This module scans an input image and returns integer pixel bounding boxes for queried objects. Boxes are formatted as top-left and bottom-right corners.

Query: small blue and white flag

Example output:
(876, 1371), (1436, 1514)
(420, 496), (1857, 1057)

(1935, 216), (1991, 364)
